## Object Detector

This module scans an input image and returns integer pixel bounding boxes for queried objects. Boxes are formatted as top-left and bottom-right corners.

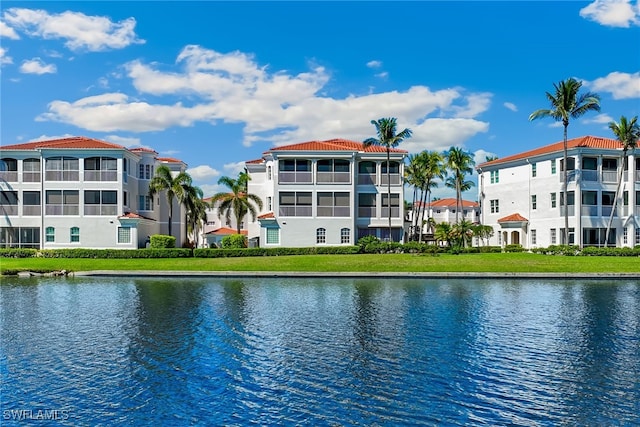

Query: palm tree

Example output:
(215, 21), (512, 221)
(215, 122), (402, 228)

(605, 116), (640, 247)
(529, 78), (601, 245)
(444, 147), (475, 223)
(182, 184), (207, 248)
(404, 153), (425, 240)
(211, 170), (263, 236)
(420, 151), (446, 238)
(148, 165), (193, 239)
(364, 118), (412, 241)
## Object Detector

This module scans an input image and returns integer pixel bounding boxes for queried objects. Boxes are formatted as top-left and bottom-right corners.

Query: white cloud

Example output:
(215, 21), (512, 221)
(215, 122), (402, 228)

(187, 164), (220, 181)
(473, 149), (498, 167)
(580, 0), (640, 27)
(375, 72), (389, 79)
(367, 60), (382, 69)
(2, 8), (145, 51)
(20, 58), (56, 74)
(103, 134), (142, 148)
(402, 118), (490, 154)
(586, 71), (640, 99)
(223, 161), (247, 177)
(38, 45), (493, 152)
(28, 133), (75, 142)
(0, 47), (13, 65)
(1, 20), (20, 39)
(582, 113), (614, 124)
(503, 102), (518, 112)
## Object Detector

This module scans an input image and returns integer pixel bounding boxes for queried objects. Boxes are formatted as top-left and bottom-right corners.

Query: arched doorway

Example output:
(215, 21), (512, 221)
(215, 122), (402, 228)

(511, 230), (520, 245)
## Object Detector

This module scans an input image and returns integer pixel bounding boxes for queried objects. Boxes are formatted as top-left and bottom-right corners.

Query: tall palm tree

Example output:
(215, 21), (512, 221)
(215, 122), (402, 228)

(444, 147), (475, 223)
(605, 116), (640, 247)
(148, 165), (193, 239)
(420, 151), (446, 237)
(364, 118), (412, 241)
(529, 78), (601, 245)
(404, 154), (425, 240)
(211, 170), (263, 235)
(182, 184), (207, 247)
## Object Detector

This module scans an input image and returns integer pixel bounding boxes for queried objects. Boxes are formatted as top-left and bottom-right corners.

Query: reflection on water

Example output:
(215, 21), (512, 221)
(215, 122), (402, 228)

(1, 277), (639, 425)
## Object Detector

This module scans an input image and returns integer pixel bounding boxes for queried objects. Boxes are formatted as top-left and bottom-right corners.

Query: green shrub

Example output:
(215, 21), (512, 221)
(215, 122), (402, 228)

(194, 246), (360, 258)
(479, 246), (502, 253)
(150, 234), (176, 249)
(0, 248), (38, 258)
(221, 234), (247, 249)
(37, 248), (191, 258)
(581, 246), (640, 257)
(357, 235), (380, 248)
(504, 244), (525, 253)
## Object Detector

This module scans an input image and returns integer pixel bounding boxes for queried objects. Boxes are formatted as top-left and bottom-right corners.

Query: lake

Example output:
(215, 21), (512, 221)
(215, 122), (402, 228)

(1, 276), (639, 426)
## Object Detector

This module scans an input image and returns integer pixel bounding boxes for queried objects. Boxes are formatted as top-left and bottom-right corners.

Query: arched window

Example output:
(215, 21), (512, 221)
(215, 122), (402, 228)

(70, 227), (80, 243)
(46, 227), (55, 242)
(316, 228), (326, 244)
(340, 228), (350, 244)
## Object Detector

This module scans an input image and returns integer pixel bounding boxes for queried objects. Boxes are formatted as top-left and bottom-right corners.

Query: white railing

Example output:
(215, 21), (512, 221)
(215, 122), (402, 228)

(358, 207), (376, 217)
(278, 206), (312, 216)
(84, 171), (118, 181)
(23, 205), (41, 216)
(278, 172), (313, 184)
(316, 172), (351, 184)
(317, 206), (350, 217)
(357, 174), (376, 185)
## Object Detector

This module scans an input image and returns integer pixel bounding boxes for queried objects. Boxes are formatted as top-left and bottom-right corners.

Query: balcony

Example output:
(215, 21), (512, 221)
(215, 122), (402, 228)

(601, 206), (616, 217)
(45, 171), (79, 181)
(357, 174), (376, 185)
(381, 207), (401, 218)
(278, 172), (312, 184)
(358, 207), (376, 218)
(1, 205), (18, 215)
(581, 205), (597, 216)
(23, 205), (41, 216)
(23, 172), (41, 183)
(0, 172), (18, 182)
(601, 171), (618, 183)
(84, 205), (118, 215)
(581, 170), (598, 182)
(84, 171), (118, 181)
(316, 172), (351, 184)
(279, 206), (312, 216)
(560, 205), (575, 216)
(380, 174), (402, 186)
(317, 206), (350, 217)
(46, 205), (79, 215)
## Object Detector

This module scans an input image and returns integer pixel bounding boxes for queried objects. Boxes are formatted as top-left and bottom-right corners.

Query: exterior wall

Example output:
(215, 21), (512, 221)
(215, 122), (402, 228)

(0, 145), (186, 249)
(248, 151), (406, 247)
(479, 149), (635, 249)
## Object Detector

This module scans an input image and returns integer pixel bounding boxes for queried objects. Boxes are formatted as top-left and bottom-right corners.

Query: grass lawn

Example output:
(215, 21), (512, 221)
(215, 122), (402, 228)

(1, 252), (639, 274)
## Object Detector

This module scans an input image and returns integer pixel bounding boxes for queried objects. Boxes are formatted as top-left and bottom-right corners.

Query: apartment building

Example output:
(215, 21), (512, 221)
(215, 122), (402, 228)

(245, 139), (408, 247)
(477, 135), (637, 248)
(0, 137), (187, 249)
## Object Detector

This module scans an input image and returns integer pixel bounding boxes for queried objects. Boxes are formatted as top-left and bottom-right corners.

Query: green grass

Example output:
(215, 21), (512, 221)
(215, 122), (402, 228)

(1, 252), (639, 274)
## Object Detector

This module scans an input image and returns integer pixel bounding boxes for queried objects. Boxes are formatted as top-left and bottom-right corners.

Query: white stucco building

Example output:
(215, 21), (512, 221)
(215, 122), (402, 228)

(245, 138), (408, 247)
(477, 135), (638, 249)
(0, 137), (188, 249)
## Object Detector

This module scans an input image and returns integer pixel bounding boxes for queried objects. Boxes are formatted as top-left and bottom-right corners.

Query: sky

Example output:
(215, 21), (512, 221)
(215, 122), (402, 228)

(1, 1), (639, 199)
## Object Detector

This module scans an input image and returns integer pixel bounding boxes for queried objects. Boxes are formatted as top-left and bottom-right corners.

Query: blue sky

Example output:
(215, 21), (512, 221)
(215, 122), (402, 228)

(2, 1), (639, 199)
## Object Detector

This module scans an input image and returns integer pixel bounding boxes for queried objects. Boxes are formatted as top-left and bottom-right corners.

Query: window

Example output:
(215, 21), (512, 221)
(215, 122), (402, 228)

(358, 193), (376, 217)
(267, 196), (272, 211)
(0, 158), (17, 182)
(46, 190), (79, 215)
(358, 161), (377, 185)
(278, 159), (312, 183)
(497, 232), (502, 245)
(139, 195), (153, 211)
(550, 228), (557, 245)
(623, 227), (628, 245)
(316, 228), (326, 244)
(551, 192), (556, 208)
(490, 170), (499, 184)
(490, 199), (499, 214)
(139, 164), (144, 179)
(279, 192), (312, 216)
(636, 228), (640, 245)
(0, 227), (40, 249)
(267, 165), (272, 180)
(85, 190), (117, 215)
(70, 227), (80, 243)
(382, 194), (400, 218)
(551, 159), (556, 174)
(145, 164), (152, 180)
(532, 163), (537, 177)
(602, 158), (617, 170)
(0, 191), (18, 215)
(560, 228), (575, 245)
(266, 227), (279, 244)
(46, 227), (55, 242)
(23, 191), (41, 216)
(531, 229), (537, 245)
(23, 158), (41, 182)
(583, 228), (615, 247)
(84, 157), (117, 181)
(317, 159), (350, 183)
(118, 227), (131, 244)
(560, 158), (575, 171)
(317, 192), (350, 216)
(531, 195), (537, 210)
(45, 157), (79, 181)
(123, 191), (128, 207)
(582, 157), (597, 170)
(341, 228), (350, 244)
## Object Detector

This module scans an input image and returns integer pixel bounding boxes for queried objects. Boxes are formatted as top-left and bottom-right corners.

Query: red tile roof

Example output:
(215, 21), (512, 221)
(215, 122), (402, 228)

(246, 158), (264, 165)
(267, 138), (408, 154)
(257, 212), (275, 219)
(130, 147), (158, 154)
(416, 198), (478, 208)
(498, 213), (528, 223)
(118, 212), (156, 221)
(205, 227), (247, 235)
(1, 136), (126, 150)
(478, 136), (624, 168)
(157, 157), (183, 163)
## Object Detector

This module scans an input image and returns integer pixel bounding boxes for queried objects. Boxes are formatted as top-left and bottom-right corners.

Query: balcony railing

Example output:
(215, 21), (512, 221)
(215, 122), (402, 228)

(581, 205), (597, 216)
(560, 170), (577, 183)
(45, 171), (79, 181)
(560, 205), (575, 216)
(23, 172), (41, 182)
(46, 205), (80, 215)
(357, 174), (376, 185)
(23, 205), (41, 216)
(601, 206), (615, 217)
(380, 174), (401, 186)
(84, 205), (118, 215)
(358, 207), (376, 217)
(278, 172), (313, 184)
(581, 170), (598, 182)
(0, 172), (18, 182)
(1, 205), (18, 215)
(381, 207), (401, 218)
(601, 171), (618, 183)
(317, 206), (351, 217)
(278, 206), (312, 216)
(316, 172), (351, 184)
(84, 171), (118, 181)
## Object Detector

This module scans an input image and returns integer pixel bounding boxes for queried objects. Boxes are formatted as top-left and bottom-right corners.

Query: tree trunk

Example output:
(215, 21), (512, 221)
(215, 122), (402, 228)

(604, 151), (626, 247)
(562, 124), (569, 246)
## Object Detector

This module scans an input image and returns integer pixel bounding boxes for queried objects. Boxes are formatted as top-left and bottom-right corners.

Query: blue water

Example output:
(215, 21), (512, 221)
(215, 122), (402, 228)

(1, 277), (639, 426)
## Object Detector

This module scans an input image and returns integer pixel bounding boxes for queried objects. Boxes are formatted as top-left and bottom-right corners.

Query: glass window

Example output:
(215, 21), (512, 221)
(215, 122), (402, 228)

(85, 190), (101, 204)
(602, 158), (617, 170)
(23, 158), (40, 172)
(490, 199), (499, 213)
(102, 191), (117, 204)
(381, 161), (399, 174)
(267, 196), (272, 211)
(317, 160), (332, 172)
(118, 227), (131, 244)
(551, 192), (556, 208)
(1, 191), (18, 205)
(582, 157), (597, 170)
(46, 227), (55, 242)
(359, 193), (376, 207)
(341, 228), (350, 244)
(1, 158), (17, 171)
(316, 228), (326, 244)
(139, 164), (144, 179)
(531, 229), (537, 245)
(532, 163), (537, 177)
(550, 228), (556, 245)
(70, 227), (80, 243)
(358, 161), (375, 174)
(601, 191), (615, 206)
(266, 227), (279, 244)
(582, 191), (597, 205)
(531, 195), (537, 210)
(551, 159), (556, 174)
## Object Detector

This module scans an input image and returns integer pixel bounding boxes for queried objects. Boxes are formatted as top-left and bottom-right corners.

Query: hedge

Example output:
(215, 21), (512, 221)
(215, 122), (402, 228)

(194, 246), (361, 258)
(150, 234), (176, 249)
(0, 248), (192, 259)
